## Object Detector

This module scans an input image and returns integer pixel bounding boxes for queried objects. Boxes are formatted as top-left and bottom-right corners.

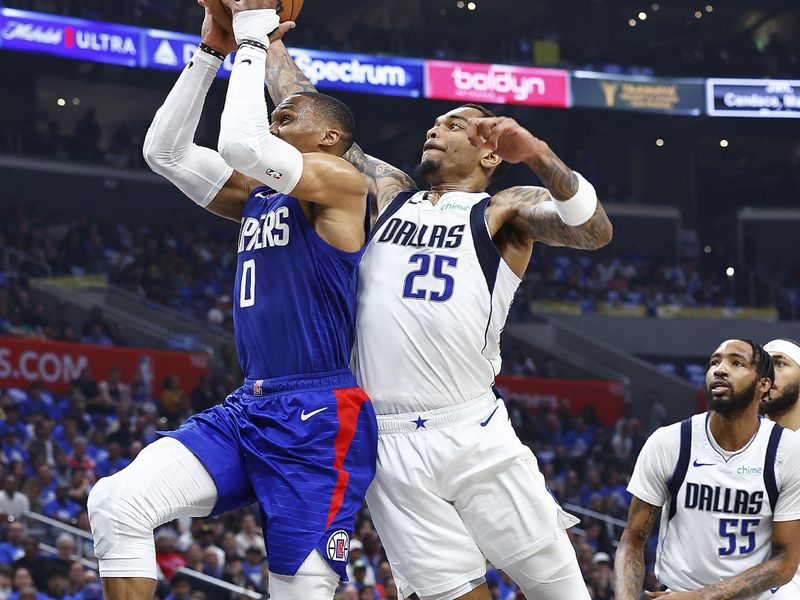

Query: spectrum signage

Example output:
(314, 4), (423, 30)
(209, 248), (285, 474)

(706, 78), (800, 118)
(0, 8), (139, 67)
(289, 48), (423, 98)
(572, 71), (704, 115)
(425, 60), (569, 108)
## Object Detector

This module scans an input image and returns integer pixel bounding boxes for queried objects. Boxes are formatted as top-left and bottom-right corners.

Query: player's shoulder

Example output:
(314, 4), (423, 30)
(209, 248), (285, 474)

(489, 185), (550, 209)
(775, 423), (800, 459)
(641, 415), (698, 455)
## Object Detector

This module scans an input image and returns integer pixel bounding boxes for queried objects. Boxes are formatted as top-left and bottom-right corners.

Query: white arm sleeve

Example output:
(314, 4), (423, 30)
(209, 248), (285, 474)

(143, 48), (233, 208)
(774, 429), (800, 521)
(626, 424), (680, 507)
(218, 11), (303, 195)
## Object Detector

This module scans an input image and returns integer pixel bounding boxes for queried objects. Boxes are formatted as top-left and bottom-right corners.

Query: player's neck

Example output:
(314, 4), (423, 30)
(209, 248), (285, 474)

(424, 182), (482, 204)
(768, 399), (800, 432)
(708, 409), (761, 452)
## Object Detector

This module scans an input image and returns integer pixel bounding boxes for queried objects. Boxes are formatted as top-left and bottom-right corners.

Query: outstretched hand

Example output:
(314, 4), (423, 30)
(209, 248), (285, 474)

(198, 0), (237, 55)
(466, 116), (545, 165)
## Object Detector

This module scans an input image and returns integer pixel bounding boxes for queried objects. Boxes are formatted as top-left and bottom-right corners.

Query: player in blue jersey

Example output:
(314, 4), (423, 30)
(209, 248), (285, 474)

(87, 2), (377, 600)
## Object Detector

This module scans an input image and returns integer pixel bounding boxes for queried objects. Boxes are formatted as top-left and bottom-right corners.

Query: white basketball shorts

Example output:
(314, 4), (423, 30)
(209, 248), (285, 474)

(768, 574), (800, 599)
(366, 390), (579, 600)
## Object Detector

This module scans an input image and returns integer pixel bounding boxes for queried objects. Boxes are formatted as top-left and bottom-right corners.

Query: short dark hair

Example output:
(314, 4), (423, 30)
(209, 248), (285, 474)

(296, 92), (355, 154)
(459, 103), (510, 185)
(735, 338), (775, 382)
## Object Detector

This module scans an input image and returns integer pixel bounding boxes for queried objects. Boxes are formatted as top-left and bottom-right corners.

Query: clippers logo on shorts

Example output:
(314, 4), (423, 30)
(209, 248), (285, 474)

(326, 530), (350, 562)
(253, 380), (263, 396)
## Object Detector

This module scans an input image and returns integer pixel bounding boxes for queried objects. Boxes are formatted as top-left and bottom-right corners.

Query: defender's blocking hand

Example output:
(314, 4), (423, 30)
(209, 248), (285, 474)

(466, 116), (546, 165)
(198, 0), (237, 55)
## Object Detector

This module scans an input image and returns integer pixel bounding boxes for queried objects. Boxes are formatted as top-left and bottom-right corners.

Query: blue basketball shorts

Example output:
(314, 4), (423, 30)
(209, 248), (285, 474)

(158, 369), (377, 579)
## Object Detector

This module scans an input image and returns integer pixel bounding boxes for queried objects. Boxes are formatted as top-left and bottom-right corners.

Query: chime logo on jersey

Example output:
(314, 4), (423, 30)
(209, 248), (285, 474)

(326, 530), (350, 562)
(376, 217), (464, 249)
(238, 206), (291, 252)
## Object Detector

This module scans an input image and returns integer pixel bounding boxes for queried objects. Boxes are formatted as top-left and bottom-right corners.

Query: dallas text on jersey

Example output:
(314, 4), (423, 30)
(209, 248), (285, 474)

(376, 218), (464, 249)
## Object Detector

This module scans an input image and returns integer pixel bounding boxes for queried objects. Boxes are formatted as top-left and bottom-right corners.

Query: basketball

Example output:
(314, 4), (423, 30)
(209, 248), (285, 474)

(205, 0), (304, 34)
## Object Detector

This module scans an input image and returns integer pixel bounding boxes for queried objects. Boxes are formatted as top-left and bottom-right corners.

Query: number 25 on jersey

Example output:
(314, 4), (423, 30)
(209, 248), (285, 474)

(403, 253), (458, 302)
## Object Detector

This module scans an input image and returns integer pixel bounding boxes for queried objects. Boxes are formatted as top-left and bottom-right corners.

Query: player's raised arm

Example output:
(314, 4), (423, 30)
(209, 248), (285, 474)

(143, 0), (251, 222)
(265, 34), (415, 216)
(217, 0), (367, 211)
(469, 116), (613, 249)
(615, 496), (661, 600)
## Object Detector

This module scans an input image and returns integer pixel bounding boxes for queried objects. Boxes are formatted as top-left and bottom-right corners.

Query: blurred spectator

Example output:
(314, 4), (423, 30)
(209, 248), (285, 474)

(0, 565), (11, 600)
(51, 535), (77, 573)
(0, 477), (28, 519)
(155, 530), (186, 581)
(0, 522), (25, 565)
(234, 514), (264, 558)
(95, 442), (130, 478)
(99, 368), (131, 405)
(590, 552), (614, 600)
(13, 538), (48, 589)
(164, 573), (191, 600)
(42, 485), (80, 523)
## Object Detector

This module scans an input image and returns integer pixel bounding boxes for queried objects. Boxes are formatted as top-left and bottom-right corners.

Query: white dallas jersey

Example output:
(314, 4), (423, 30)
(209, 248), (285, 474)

(354, 190), (520, 415)
(628, 413), (800, 596)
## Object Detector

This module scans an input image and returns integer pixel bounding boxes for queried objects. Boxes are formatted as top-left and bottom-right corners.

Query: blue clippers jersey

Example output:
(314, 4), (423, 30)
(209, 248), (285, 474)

(233, 188), (365, 379)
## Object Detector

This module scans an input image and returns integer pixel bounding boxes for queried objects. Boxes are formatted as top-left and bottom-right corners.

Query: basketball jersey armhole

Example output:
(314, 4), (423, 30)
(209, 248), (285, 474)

(667, 418), (693, 521)
(764, 423), (783, 512)
(370, 190), (417, 240)
(285, 194), (367, 261)
(469, 197), (501, 295)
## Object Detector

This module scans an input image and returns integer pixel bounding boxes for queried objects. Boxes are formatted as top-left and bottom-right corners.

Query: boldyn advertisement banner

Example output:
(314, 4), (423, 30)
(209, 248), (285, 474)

(706, 78), (800, 118)
(425, 59), (570, 108)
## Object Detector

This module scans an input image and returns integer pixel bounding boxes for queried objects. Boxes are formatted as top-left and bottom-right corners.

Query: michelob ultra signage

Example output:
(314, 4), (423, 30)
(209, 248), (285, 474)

(706, 78), (800, 118)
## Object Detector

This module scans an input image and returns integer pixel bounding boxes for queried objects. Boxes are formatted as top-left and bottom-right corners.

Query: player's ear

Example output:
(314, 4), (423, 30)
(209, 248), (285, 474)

(480, 149), (502, 171)
(320, 128), (342, 150)
(758, 376), (773, 401)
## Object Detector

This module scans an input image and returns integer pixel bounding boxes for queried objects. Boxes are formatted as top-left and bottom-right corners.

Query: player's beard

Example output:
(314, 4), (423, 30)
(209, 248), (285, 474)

(761, 380), (800, 417)
(415, 158), (442, 182)
(707, 378), (758, 418)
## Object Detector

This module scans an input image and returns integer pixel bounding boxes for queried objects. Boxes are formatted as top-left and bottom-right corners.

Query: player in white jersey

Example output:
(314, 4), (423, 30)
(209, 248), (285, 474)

(761, 338), (800, 599)
(265, 38), (613, 600)
(615, 339), (800, 600)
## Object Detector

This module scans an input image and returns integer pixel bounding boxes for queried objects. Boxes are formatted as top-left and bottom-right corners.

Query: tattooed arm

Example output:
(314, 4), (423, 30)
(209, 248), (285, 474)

(265, 40), (316, 101)
(265, 40), (414, 215)
(491, 185), (611, 249)
(468, 116), (612, 248)
(615, 496), (661, 600)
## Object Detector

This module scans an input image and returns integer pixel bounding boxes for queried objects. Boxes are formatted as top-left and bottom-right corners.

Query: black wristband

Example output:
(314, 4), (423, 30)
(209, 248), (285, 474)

(237, 39), (269, 53)
(198, 43), (225, 61)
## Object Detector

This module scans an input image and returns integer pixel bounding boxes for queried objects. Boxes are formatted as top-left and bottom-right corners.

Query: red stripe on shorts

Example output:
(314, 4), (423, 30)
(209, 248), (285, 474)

(325, 387), (368, 529)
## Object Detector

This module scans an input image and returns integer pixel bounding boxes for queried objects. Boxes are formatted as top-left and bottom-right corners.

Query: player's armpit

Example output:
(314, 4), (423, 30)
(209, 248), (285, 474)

(265, 40), (316, 105)
(693, 521), (800, 600)
(343, 144), (416, 217)
(492, 185), (613, 249)
(205, 170), (256, 222)
(290, 153), (369, 211)
(614, 496), (661, 600)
